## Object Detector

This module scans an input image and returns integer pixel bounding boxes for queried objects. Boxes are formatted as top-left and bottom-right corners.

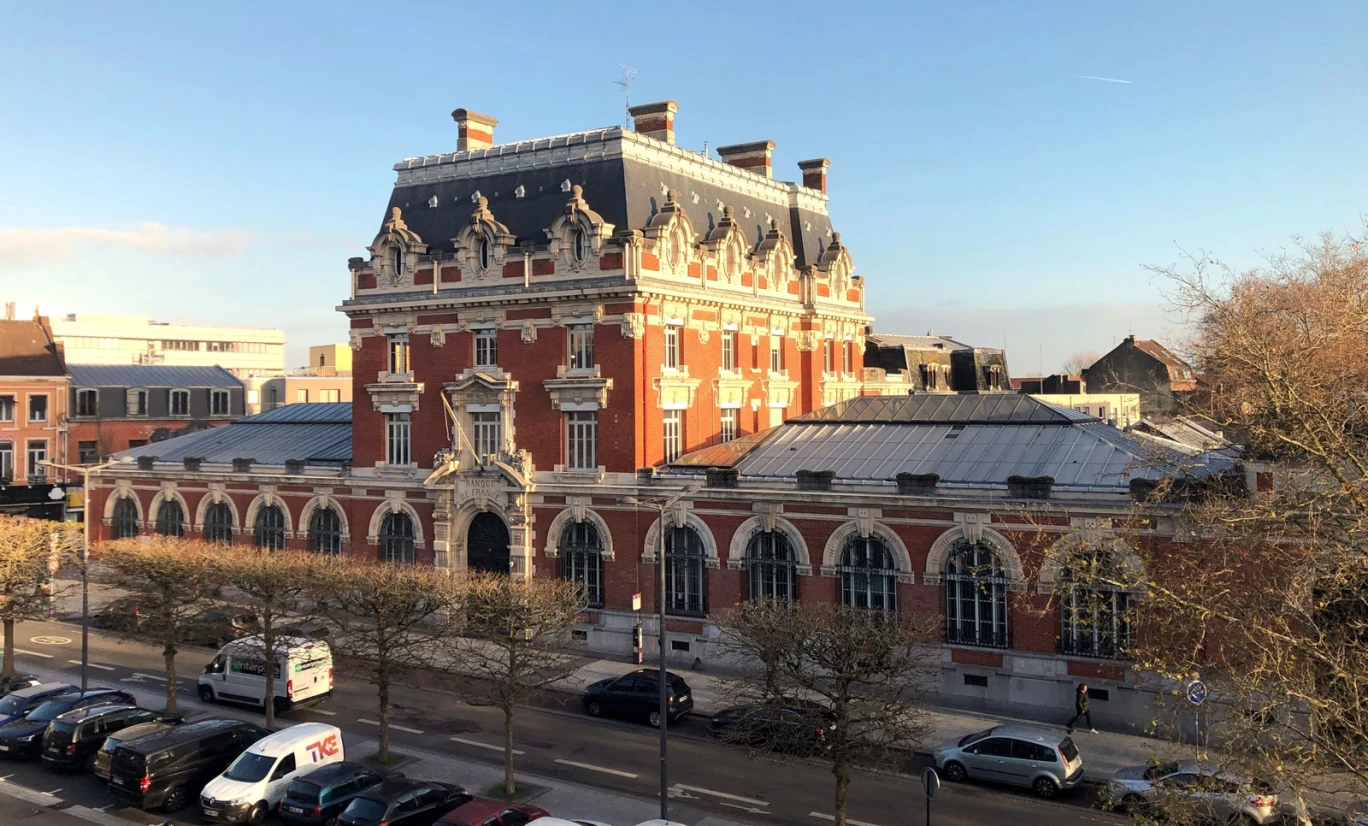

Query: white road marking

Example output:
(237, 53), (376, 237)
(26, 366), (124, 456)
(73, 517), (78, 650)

(354, 718), (424, 735)
(310, 709), (337, 716)
(810, 813), (880, 826)
(673, 784), (768, 807)
(133, 672), (168, 681)
(43, 788), (62, 795)
(554, 758), (639, 779)
(69, 660), (116, 671)
(721, 802), (770, 815)
(450, 736), (524, 755)
(14, 648), (54, 659)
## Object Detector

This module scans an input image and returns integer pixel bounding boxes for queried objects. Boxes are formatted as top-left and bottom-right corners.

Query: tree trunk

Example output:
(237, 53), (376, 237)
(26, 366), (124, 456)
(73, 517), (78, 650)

(1, 617), (13, 679)
(163, 644), (178, 713)
(262, 623), (276, 728)
(833, 763), (850, 826)
(377, 677), (390, 762)
(503, 700), (516, 796)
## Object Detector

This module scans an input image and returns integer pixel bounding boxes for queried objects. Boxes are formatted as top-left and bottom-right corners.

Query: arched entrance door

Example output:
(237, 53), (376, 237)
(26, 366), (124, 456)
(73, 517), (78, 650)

(467, 512), (511, 574)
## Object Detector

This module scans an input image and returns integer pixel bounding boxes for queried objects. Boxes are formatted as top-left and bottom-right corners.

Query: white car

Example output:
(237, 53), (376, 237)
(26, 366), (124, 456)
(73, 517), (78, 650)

(1107, 760), (1281, 825)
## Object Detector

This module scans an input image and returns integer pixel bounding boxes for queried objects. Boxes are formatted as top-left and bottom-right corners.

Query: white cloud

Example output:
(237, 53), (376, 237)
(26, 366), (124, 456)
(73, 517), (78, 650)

(0, 222), (262, 265)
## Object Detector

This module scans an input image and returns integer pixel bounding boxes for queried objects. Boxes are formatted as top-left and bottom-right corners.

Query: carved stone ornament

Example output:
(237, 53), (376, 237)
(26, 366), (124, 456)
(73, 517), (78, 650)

(451, 196), (516, 280)
(621, 312), (646, 339)
(430, 326), (446, 348)
(796, 330), (820, 352)
(349, 329), (364, 351)
(367, 207), (427, 288)
(546, 185), (615, 272)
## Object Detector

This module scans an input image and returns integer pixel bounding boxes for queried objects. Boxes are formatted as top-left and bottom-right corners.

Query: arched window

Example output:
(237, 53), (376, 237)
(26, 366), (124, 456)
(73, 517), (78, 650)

(393, 245), (404, 276)
(839, 535), (897, 613)
(1061, 552), (1132, 659)
(309, 506), (343, 555)
(559, 521), (603, 608)
(112, 497), (139, 539)
(254, 504), (287, 550)
(664, 525), (706, 617)
(746, 530), (795, 605)
(204, 502), (235, 544)
(572, 228), (588, 263)
(478, 238), (492, 271)
(945, 541), (1008, 648)
(380, 512), (415, 564)
(155, 499), (184, 538)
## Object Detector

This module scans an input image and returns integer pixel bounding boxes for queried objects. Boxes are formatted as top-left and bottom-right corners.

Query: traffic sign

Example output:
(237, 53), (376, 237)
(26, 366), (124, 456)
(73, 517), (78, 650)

(1186, 680), (1208, 705)
(922, 767), (940, 798)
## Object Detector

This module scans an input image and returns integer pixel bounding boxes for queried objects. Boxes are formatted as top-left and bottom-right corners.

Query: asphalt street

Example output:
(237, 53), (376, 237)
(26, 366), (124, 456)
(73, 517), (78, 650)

(2, 616), (1126, 826)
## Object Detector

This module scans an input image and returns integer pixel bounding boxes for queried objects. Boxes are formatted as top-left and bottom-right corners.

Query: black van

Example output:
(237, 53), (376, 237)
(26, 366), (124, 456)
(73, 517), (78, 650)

(107, 718), (270, 813)
(41, 705), (174, 771)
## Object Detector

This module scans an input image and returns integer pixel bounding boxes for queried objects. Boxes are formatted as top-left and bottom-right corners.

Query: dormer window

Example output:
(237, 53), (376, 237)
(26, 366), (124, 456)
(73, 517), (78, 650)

(479, 238), (492, 271)
(393, 246), (405, 276)
(572, 229), (588, 263)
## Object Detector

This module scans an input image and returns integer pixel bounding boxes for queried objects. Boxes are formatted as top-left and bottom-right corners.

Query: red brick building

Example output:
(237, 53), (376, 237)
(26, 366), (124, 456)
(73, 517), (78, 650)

(0, 312), (69, 518)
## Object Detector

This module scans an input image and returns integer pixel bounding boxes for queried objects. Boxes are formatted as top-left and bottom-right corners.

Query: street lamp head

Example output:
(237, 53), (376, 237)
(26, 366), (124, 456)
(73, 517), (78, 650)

(681, 484), (702, 494)
(617, 496), (641, 506)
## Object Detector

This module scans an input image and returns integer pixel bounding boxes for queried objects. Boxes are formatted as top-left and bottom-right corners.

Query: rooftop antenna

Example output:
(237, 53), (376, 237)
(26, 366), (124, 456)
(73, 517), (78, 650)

(615, 65), (638, 127)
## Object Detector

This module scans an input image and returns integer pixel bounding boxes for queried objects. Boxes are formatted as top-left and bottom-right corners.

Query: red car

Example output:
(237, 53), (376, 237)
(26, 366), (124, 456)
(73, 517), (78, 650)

(436, 798), (548, 826)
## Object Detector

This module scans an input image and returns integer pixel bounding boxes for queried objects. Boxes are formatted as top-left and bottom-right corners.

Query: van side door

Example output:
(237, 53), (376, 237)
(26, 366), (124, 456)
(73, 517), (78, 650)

(264, 753), (297, 806)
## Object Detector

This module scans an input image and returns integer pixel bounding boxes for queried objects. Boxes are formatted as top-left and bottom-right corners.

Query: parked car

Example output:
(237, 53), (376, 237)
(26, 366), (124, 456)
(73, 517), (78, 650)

(198, 635), (334, 716)
(0, 674), (41, 696)
(1106, 760), (1281, 824)
(278, 761), (392, 826)
(200, 722), (345, 824)
(582, 669), (693, 727)
(0, 688), (136, 759)
(91, 595), (144, 632)
(41, 704), (176, 771)
(437, 797), (548, 826)
(337, 779), (471, 826)
(934, 723), (1084, 798)
(196, 607), (260, 647)
(709, 701), (835, 755)
(107, 717), (272, 813)
(93, 718), (182, 781)
(0, 683), (78, 727)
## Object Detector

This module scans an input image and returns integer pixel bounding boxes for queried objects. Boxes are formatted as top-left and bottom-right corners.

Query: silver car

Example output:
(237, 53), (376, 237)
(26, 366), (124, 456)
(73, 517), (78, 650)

(1106, 760), (1281, 825)
(933, 724), (1084, 798)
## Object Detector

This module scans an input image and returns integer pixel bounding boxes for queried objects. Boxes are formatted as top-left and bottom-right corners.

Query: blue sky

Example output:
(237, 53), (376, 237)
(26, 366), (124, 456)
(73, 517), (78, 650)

(2, 1), (1365, 372)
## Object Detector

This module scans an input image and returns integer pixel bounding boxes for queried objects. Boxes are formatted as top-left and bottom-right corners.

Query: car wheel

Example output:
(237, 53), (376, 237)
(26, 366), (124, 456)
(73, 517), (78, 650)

(161, 786), (188, 813)
(648, 710), (663, 728)
(84, 751), (98, 772)
(1121, 794), (1146, 812)
(943, 761), (968, 783)
(1034, 777), (1059, 799)
(586, 701), (603, 718)
(247, 801), (268, 825)
(198, 685), (215, 703)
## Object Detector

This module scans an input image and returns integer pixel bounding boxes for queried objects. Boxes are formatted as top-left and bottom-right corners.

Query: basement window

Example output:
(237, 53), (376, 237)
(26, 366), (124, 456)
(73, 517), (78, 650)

(670, 640), (691, 652)
(1089, 688), (1110, 702)
(963, 674), (988, 688)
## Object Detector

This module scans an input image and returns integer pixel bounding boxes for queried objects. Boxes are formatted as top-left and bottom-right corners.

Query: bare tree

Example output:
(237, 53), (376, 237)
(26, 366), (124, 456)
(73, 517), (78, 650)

(450, 572), (584, 796)
(0, 516), (78, 678)
(1061, 350), (1100, 376)
(717, 601), (939, 826)
(321, 560), (457, 762)
(99, 537), (218, 712)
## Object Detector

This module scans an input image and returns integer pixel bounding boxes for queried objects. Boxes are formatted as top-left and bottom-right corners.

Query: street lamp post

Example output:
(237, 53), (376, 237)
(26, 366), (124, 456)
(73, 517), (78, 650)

(40, 456), (132, 691)
(619, 483), (701, 823)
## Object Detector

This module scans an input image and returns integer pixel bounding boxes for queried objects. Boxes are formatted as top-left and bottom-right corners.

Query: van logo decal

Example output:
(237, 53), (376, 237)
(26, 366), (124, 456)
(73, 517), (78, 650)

(306, 734), (339, 762)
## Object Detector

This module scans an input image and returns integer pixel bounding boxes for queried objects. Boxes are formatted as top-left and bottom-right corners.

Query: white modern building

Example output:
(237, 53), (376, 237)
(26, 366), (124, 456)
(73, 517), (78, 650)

(49, 314), (285, 378)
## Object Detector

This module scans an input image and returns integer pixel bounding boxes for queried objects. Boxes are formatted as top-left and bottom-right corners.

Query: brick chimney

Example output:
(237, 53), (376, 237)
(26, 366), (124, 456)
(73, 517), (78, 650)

(627, 100), (678, 145)
(451, 109), (498, 152)
(797, 158), (830, 194)
(716, 140), (775, 178)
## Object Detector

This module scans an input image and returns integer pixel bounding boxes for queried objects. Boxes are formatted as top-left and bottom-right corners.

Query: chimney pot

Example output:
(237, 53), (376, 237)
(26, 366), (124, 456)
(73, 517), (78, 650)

(716, 140), (776, 178)
(627, 100), (679, 145)
(451, 108), (499, 152)
(797, 158), (830, 194)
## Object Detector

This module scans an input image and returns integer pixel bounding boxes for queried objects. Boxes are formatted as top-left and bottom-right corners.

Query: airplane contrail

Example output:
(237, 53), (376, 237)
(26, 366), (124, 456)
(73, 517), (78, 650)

(1071, 74), (1133, 84)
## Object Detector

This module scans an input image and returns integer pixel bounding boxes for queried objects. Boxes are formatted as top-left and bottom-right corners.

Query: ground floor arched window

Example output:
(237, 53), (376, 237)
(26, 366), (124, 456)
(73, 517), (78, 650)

(746, 530), (796, 605)
(560, 521), (603, 608)
(945, 540), (1008, 647)
(839, 535), (897, 613)
(204, 502), (234, 544)
(309, 506), (343, 555)
(112, 497), (139, 539)
(155, 499), (184, 538)
(380, 512), (415, 564)
(664, 525), (707, 617)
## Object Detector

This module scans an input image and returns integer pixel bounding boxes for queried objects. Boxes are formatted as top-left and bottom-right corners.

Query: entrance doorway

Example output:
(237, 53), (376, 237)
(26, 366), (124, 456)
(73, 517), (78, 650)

(467, 512), (511, 574)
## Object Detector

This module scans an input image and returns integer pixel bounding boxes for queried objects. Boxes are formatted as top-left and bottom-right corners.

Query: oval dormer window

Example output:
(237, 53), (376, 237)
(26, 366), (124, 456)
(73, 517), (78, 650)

(394, 247), (404, 276)
(572, 228), (588, 263)
(479, 238), (492, 271)
(667, 233), (682, 268)
(724, 245), (738, 278)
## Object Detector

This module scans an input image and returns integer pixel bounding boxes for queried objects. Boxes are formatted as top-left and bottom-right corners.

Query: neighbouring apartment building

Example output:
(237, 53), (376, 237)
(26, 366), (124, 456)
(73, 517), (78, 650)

(1084, 335), (1196, 415)
(87, 103), (1230, 724)
(50, 313), (286, 378)
(863, 332), (1009, 394)
(242, 374), (352, 415)
(0, 312), (69, 518)
(66, 365), (245, 461)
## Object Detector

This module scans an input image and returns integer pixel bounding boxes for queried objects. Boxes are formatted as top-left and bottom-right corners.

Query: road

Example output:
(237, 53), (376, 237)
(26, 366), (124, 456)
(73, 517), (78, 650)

(3, 616), (1125, 826)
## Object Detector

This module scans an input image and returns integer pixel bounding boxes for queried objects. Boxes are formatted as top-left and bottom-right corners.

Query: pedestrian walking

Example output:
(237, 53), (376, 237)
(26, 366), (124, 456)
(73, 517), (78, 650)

(1066, 683), (1097, 734)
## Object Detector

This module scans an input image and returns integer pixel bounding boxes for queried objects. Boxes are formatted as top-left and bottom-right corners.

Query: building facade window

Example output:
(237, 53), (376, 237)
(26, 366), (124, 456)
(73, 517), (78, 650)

(945, 540), (1009, 648)
(568, 324), (594, 370)
(387, 333), (410, 375)
(719, 408), (737, 444)
(565, 411), (597, 470)
(77, 441), (99, 465)
(76, 389), (98, 418)
(170, 389), (190, 416)
(478, 238), (492, 271)
(721, 330), (736, 372)
(664, 325), (681, 370)
(112, 496), (139, 539)
(309, 506), (343, 555)
(839, 535), (898, 613)
(254, 504), (287, 549)
(126, 389), (147, 416)
(380, 512), (415, 564)
(1060, 553), (1132, 658)
(843, 341), (853, 374)
(824, 340), (835, 374)
(204, 502), (235, 544)
(210, 389), (230, 416)
(474, 328), (498, 368)
(27, 394), (48, 423)
(770, 337), (783, 373)
(560, 521), (603, 608)
(0, 395), (14, 422)
(26, 440), (47, 483)
(0, 444), (11, 483)
(295, 389), (309, 403)
(472, 412), (501, 460)
(664, 525), (707, 617)
(662, 410), (682, 464)
(385, 412), (412, 466)
(319, 389), (341, 403)
(155, 500), (185, 538)
(572, 229), (588, 263)
(746, 530), (796, 605)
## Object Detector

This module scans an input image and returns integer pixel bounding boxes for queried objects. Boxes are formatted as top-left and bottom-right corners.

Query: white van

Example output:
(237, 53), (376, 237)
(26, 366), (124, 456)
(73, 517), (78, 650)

(198, 636), (333, 715)
(200, 722), (344, 824)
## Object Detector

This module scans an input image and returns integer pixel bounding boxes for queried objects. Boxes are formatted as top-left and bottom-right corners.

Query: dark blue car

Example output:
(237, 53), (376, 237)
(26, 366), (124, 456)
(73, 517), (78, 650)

(279, 762), (393, 826)
(0, 683), (78, 727)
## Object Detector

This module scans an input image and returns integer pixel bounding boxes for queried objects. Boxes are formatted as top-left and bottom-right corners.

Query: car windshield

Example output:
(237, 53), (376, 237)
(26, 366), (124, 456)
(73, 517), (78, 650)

(958, 727), (996, 747)
(342, 798), (389, 824)
(224, 752), (276, 783)
(26, 699), (74, 723)
(0, 695), (27, 714)
(287, 780), (322, 804)
(48, 721), (77, 735)
(1144, 762), (1182, 781)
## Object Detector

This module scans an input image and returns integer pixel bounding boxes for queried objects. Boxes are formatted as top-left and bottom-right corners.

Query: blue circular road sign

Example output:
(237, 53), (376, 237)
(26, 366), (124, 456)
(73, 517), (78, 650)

(1186, 680), (1208, 705)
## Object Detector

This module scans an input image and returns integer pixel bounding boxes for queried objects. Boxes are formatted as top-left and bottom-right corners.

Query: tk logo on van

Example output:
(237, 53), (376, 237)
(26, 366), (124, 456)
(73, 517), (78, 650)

(307, 735), (339, 763)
